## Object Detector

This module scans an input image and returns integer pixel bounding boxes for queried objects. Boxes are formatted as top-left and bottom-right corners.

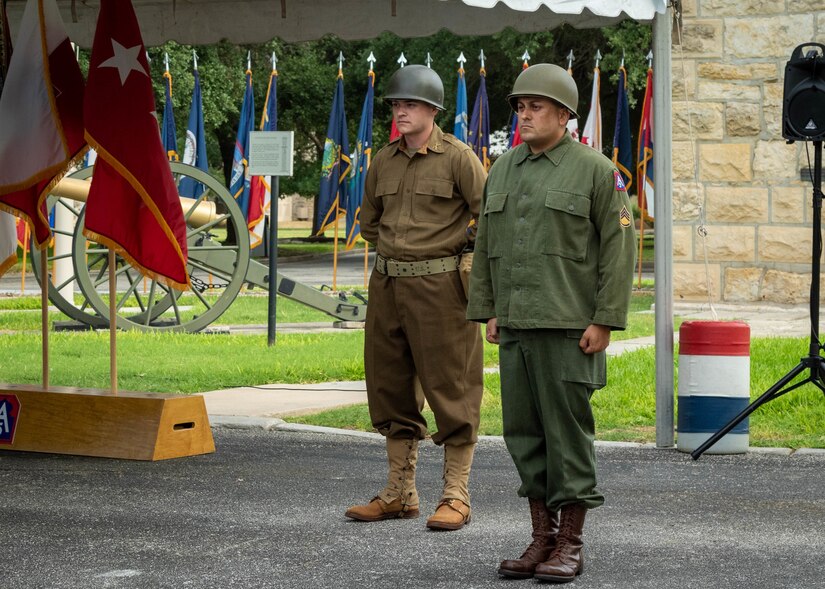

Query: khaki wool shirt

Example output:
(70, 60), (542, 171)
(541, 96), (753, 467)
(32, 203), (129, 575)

(467, 133), (637, 330)
(360, 124), (486, 260)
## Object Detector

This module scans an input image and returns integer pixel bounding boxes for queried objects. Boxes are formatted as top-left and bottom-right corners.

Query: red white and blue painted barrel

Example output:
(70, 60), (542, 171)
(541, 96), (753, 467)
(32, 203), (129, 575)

(677, 321), (750, 454)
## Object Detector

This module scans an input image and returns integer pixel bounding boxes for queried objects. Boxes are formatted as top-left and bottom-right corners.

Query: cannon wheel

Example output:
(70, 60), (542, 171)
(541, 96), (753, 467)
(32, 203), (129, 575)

(70, 163), (250, 333)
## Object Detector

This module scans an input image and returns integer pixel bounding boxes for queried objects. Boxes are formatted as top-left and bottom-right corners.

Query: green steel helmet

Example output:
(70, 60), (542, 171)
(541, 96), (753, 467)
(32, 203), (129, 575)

(384, 64), (445, 110)
(507, 63), (579, 119)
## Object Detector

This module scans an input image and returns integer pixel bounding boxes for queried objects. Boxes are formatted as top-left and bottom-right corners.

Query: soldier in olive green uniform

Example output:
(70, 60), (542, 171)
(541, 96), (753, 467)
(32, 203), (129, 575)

(467, 64), (636, 581)
(345, 65), (486, 531)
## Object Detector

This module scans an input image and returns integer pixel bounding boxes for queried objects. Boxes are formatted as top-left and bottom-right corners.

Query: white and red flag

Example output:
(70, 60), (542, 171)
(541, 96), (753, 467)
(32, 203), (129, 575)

(0, 0), (85, 249)
(0, 211), (15, 276)
(581, 66), (601, 151)
(83, 0), (189, 290)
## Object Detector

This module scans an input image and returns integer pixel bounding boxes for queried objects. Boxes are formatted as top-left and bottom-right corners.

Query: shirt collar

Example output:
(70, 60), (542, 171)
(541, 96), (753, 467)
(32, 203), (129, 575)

(515, 131), (573, 166)
(390, 124), (445, 156)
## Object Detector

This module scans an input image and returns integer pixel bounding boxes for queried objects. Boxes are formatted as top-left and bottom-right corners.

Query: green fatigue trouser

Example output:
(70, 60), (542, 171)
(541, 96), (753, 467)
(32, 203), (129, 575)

(499, 327), (606, 511)
(365, 270), (483, 446)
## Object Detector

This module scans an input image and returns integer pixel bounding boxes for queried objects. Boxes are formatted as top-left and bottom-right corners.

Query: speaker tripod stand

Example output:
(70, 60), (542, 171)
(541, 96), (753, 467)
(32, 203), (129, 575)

(691, 141), (825, 459)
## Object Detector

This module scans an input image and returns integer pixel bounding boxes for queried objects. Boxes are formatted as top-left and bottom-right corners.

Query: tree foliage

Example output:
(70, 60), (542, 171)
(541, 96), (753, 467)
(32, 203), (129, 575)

(82, 23), (653, 199)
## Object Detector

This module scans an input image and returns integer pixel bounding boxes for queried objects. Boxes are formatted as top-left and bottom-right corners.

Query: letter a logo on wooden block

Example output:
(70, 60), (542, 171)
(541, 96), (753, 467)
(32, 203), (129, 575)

(0, 394), (21, 444)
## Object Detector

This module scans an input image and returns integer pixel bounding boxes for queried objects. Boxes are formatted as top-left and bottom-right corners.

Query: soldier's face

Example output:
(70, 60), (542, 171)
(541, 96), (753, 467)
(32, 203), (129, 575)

(515, 96), (570, 153)
(391, 100), (437, 137)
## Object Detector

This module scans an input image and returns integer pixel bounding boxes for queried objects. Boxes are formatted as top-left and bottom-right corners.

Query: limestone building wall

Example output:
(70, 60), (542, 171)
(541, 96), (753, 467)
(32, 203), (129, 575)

(672, 0), (825, 303)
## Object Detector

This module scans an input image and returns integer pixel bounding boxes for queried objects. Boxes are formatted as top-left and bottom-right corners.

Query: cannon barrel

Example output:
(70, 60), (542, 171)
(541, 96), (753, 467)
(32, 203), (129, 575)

(52, 177), (218, 228)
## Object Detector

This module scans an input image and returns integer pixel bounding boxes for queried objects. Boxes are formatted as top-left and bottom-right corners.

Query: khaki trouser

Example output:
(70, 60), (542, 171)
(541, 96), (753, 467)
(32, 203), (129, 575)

(499, 327), (606, 511)
(365, 270), (483, 446)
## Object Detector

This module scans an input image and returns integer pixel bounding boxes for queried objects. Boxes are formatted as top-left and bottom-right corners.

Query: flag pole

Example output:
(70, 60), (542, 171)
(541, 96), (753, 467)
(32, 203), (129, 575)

(333, 204), (339, 291)
(108, 250), (117, 394)
(40, 247), (48, 388)
(20, 223), (28, 295)
(637, 200), (646, 288)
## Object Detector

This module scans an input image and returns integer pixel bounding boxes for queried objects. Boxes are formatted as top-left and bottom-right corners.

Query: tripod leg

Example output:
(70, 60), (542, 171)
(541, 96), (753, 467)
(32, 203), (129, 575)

(690, 362), (809, 459)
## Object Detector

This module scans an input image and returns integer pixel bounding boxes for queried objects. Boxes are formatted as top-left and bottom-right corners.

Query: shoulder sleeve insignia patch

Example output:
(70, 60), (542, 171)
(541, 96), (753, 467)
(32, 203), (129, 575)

(620, 206), (632, 229)
(614, 170), (627, 192)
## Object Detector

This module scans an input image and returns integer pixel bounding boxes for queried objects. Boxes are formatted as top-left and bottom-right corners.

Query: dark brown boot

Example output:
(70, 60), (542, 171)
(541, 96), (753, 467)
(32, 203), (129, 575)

(497, 498), (559, 579)
(534, 503), (586, 583)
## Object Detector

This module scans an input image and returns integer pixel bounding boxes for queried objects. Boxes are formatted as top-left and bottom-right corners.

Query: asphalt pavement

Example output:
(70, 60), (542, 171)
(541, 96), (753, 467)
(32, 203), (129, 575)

(2, 429), (824, 589)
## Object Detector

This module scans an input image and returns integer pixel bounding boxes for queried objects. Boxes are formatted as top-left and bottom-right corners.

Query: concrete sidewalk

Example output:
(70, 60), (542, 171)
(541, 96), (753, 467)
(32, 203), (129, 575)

(202, 301), (820, 423)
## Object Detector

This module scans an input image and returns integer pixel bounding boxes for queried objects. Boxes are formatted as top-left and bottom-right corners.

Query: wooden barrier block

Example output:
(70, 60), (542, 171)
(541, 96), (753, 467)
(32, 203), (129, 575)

(0, 384), (215, 461)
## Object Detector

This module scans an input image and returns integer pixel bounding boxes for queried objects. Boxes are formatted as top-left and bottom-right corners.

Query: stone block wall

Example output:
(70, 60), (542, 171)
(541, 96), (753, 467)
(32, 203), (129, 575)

(672, 0), (824, 303)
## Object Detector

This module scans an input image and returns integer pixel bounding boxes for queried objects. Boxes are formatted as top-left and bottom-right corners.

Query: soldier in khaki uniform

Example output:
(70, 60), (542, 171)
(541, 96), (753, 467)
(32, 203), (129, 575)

(345, 65), (486, 531)
(467, 64), (636, 581)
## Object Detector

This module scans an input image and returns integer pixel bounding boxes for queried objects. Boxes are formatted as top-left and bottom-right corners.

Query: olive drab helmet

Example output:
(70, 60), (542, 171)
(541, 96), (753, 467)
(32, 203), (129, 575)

(384, 65), (445, 110)
(507, 63), (580, 119)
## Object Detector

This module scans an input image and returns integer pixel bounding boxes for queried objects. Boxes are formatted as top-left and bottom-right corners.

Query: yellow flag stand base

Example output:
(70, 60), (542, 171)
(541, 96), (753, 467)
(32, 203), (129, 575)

(0, 384), (215, 461)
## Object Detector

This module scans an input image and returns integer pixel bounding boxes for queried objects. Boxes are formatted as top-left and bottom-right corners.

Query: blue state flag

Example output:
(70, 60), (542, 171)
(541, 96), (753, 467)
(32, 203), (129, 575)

(229, 70), (255, 222)
(346, 70), (374, 250)
(612, 65), (633, 191)
(316, 73), (351, 235)
(468, 69), (491, 170)
(179, 69), (209, 198)
(454, 66), (468, 143)
(161, 71), (179, 161)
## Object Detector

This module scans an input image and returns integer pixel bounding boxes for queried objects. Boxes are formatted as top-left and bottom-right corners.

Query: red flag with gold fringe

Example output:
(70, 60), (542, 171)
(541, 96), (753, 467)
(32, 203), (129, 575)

(83, 0), (189, 290)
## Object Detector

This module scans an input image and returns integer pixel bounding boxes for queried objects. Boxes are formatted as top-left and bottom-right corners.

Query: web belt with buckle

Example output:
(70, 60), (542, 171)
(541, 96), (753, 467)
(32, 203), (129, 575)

(375, 254), (461, 277)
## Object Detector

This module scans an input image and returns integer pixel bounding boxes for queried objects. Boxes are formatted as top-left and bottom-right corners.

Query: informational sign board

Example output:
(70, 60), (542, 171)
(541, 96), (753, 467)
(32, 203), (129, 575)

(0, 394), (20, 444)
(249, 131), (294, 177)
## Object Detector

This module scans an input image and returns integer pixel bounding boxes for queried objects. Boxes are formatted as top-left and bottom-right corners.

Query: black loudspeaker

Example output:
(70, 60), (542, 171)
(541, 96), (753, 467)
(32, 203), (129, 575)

(783, 43), (825, 142)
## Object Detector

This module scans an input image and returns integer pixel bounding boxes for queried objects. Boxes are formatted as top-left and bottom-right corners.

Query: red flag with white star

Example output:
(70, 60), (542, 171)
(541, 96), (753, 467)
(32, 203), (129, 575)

(83, 0), (189, 290)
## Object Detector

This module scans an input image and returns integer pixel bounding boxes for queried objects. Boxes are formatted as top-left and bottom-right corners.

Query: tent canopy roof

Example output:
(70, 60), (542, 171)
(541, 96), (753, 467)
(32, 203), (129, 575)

(6, 0), (666, 47)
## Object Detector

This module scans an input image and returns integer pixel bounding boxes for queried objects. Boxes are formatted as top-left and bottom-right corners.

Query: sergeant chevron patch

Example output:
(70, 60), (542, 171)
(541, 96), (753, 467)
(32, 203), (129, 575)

(620, 206), (632, 228)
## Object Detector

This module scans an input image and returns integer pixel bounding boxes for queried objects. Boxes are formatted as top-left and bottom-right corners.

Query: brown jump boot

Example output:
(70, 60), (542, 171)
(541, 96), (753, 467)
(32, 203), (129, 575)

(534, 503), (587, 583)
(345, 438), (419, 521)
(426, 443), (474, 531)
(497, 498), (560, 579)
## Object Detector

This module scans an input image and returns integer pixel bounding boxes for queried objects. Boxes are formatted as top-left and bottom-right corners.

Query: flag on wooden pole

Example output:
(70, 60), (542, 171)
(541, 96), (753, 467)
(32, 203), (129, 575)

(0, 0), (86, 249)
(83, 0), (189, 289)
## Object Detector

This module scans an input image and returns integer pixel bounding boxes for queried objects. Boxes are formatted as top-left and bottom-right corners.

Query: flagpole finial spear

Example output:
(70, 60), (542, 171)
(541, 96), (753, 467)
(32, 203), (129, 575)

(164, 52), (170, 74)
(426, 52), (433, 68)
(457, 52), (467, 70)
(193, 49), (198, 71)
(367, 51), (376, 72)
(247, 51), (251, 72)
(397, 52), (407, 68)
(594, 49), (602, 69)
(338, 51), (345, 75)
(521, 49), (531, 65)
(566, 50), (575, 70)
(272, 52), (278, 72)
(621, 49), (626, 68)
(646, 50), (654, 68)
(479, 49), (486, 70)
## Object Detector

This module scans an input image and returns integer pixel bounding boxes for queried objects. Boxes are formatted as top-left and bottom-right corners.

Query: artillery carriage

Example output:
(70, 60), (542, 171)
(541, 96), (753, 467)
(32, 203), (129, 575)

(35, 162), (367, 332)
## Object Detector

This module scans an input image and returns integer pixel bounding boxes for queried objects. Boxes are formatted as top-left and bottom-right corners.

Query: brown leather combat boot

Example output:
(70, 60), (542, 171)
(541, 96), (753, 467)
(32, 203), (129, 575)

(345, 438), (419, 521)
(534, 503), (587, 583)
(497, 498), (560, 579)
(426, 443), (475, 531)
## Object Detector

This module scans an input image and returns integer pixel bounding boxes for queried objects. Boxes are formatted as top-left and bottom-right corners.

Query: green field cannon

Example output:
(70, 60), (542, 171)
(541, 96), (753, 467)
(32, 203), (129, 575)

(33, 163), (366, 333)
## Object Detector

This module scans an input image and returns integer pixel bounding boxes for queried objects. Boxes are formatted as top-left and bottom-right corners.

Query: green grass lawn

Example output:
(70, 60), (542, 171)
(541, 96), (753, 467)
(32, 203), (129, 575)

(2, 283), (822, 448)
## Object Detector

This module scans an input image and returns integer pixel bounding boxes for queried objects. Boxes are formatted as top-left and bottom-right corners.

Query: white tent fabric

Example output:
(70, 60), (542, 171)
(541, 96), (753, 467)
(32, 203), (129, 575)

(6, 0), (666, 47)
